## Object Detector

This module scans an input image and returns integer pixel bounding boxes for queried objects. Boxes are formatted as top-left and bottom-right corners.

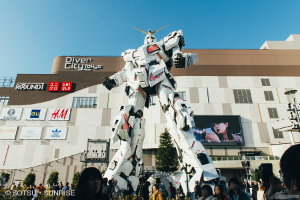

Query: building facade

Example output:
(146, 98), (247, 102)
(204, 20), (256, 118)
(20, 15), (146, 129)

(1, 45), (300, 185)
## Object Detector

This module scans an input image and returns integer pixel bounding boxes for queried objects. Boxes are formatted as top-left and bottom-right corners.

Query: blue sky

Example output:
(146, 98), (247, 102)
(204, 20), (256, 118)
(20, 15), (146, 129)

(0, 0), (300, 78)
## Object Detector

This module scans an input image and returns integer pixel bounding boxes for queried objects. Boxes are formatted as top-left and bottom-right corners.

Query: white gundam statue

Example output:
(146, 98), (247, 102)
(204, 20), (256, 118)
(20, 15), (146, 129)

(103, 25), (219, 194)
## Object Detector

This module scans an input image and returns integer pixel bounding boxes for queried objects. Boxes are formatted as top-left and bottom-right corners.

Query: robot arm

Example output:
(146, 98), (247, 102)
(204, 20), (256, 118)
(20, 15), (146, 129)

(163, 30), (198, 69)
(103, 63), (130, 90)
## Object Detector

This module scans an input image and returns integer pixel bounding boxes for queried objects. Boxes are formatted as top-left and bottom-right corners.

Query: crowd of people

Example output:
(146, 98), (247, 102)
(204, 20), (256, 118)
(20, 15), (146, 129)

(0, 144), (299, 200)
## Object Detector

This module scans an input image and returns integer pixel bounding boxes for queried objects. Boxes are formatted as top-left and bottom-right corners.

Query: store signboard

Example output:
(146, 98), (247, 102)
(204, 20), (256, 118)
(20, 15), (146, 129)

(24, 108), (47, 121)
(48, 82), (60, 91)
(64, 57), (103, 71)
(60, 82), (72, 92)
(19, 127), (43, 140)
(49, 108), (71, 120)
(45, 127), (68, 140)
(0, 127), (18, 139)
(0, 108), (23, 120)
(15, 83), (44, 90)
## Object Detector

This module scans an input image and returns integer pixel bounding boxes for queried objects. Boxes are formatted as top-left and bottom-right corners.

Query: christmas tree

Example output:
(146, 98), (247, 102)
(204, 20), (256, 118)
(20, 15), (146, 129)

(156, 128), (179, 172)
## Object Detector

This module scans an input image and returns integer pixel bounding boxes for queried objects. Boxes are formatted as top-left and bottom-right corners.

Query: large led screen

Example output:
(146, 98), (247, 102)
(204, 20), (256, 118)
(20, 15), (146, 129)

(193, 115), (244, 146)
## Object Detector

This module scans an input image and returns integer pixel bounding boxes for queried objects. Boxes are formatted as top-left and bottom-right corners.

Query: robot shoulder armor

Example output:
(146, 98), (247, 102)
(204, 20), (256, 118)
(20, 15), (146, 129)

(121, 49), (136, 62)
(163, 30), (183, 51)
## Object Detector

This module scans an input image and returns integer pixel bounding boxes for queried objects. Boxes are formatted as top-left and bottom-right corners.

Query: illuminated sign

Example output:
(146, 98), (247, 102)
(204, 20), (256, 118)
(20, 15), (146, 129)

(60, 82), (72, 92)
(19, 127), (43, 140)
(45, 127), (68, 140)
(48, 82), (60, 91)
(0, 108), (23, 120)
(24, 108), (47, 121)
(65, 57), (103, 71)
(0, 127), (18, 139)
(193, 115), (245, 146)
(49, 108), (71, 120)
(15, 83), (44, 90)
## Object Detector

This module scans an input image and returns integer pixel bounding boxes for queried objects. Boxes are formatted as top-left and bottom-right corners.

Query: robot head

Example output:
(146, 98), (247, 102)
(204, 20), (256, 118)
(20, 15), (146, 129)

(133, 25), (168, 45)
(144, 30), (157, 45)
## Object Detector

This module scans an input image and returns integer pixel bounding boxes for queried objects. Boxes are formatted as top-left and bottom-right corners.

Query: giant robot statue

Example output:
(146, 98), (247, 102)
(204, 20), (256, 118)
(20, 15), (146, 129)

(103, 25), (219, 193)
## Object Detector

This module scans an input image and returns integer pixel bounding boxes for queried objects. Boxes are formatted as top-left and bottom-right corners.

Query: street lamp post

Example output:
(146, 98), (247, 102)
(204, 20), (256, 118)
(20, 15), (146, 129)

(284, 89), (299, 145)
(181, 163), (191, 198)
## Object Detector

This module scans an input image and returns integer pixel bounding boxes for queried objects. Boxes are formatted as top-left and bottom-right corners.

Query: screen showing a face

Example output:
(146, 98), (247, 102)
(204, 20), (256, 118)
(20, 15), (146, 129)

(193, 115), (244, 146)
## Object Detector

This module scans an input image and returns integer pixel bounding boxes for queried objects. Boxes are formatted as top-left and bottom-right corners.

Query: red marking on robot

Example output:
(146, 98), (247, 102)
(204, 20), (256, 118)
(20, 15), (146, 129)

(138, 88), (146, 99)
(147, 45), (159, 53)
(123, 114), (130, 130)
(190, 141), (195, 148)
(157, 53), (163, 60)
(134, 75), (137, 81)
(127, 155), (133, 160)
(150, 73), (163, 81)
(162, 84), (172, 90)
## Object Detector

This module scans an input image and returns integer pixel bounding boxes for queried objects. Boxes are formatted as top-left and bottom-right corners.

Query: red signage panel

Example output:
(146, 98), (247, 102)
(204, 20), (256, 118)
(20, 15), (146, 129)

(48, 82), (60, 91)
(61, 82), (72, 92)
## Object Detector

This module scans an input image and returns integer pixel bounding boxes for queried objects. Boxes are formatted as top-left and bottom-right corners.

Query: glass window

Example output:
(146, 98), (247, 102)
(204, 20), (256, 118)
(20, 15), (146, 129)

(264, 91), (274, 101)
(72, 97), (97, 108)
(261, 79), (271, 86)
(150, 96), (156, 106)
(272, 128), (283, 138)
(177, 92), (186, 101)
(268, 108), (279, 118)
(0, 96), (9, 105)
(233, 89), (253, 104)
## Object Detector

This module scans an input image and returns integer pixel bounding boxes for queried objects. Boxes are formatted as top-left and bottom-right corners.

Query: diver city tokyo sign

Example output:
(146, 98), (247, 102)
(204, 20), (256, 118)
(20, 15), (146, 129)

(64, 57), (103, 71)
(0, 108), (23, 120)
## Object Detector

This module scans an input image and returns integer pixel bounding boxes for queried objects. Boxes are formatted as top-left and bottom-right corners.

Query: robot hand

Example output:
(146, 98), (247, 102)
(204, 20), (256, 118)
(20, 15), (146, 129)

(173, 53), (186, 68)
(103, 77), (116, 90)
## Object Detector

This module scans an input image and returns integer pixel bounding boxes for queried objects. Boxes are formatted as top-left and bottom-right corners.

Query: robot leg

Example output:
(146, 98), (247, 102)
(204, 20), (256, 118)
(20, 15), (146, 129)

(104, 87), (146, 191)
(157, 79), (219, 194)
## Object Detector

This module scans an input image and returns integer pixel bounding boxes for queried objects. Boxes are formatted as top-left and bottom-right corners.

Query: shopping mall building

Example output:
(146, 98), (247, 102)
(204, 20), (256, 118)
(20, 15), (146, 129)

(0, 34), (300, 185)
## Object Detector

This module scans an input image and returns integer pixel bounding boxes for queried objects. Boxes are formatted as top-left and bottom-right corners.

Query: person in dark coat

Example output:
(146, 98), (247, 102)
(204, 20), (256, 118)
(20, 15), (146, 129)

(168, 182), (176, 199)
(227, 178), (250, 200)
(68, 167), (107, 200)
(195, 180), (202, 199)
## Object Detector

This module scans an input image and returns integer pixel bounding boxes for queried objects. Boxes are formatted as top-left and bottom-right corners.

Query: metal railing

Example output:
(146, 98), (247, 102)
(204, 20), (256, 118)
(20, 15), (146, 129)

(0, 77), (15, 88)
(211, 155), (280, 161)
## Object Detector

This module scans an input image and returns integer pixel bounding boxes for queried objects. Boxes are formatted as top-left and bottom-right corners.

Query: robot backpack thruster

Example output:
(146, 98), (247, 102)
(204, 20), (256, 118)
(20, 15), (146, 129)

(103, 25), (219, 194)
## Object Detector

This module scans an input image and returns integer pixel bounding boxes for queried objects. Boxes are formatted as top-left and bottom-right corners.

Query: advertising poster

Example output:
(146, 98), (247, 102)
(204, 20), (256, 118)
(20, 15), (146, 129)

(193, 115), (244, 146)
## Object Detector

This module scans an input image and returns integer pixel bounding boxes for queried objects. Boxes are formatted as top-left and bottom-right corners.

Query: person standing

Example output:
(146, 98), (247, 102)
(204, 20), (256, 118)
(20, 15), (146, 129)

(214, 184), (228, 200)
(227, 178), (250, 200)
(194, 181), (202, 199)
(142, 181), (150, 200)
(153, 184), (164, 200)
(199, 185), (217, 200)
(280, 144), (300, 200)
(169, 182), (176, 200)
(68, 167), (106, 200)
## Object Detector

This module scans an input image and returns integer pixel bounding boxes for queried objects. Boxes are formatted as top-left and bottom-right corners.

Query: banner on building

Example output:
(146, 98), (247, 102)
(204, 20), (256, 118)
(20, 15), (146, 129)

(0, 127), (18, 139)
(19, 127), (43, 140)
(193, 115), (245, 146)
(24, 108), (47, 121)
(0, 108), (23, 120)
(45, 127), (68, 140)
(49, 108), (71, 121)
